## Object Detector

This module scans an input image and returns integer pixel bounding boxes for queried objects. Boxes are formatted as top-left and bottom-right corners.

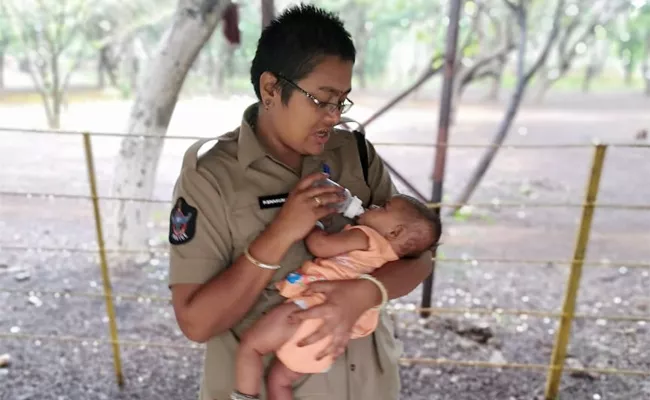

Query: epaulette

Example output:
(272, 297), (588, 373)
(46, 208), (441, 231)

(181, 138), (218, 170)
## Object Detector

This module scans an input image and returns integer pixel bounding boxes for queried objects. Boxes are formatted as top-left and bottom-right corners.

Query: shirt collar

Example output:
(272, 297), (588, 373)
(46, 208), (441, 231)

(237, 103), (267, 169)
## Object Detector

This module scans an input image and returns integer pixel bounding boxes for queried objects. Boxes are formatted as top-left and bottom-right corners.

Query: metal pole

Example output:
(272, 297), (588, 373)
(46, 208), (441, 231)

(544, 145), (607, 399)
(82, 133), (124, 387)
(421, 0), (463, 318)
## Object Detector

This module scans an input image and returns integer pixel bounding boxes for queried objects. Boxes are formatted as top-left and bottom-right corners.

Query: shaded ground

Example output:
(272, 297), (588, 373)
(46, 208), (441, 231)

(1, 89), (649, 400)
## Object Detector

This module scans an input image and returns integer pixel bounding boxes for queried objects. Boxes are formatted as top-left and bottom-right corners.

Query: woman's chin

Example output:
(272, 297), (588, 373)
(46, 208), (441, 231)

(303, 141), (327, 155)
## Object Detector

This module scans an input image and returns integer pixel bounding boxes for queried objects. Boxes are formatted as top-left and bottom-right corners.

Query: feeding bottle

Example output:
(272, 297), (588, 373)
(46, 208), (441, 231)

(313, 165), (365, 219)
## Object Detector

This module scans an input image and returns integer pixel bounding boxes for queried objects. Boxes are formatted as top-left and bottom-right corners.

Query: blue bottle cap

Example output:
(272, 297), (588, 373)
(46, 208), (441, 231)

(322, 163), (331, 175)
(286, 272), (302, 284)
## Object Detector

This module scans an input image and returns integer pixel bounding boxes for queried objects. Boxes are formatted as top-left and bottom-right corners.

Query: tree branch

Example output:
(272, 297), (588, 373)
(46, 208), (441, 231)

(502, 0), (518, 13)
(34, 0), (58, 56)
(61, 45), (86, 95)
(54, 0), (68, 54)
(524, 0), (565, 83)
(447, 0), (569, 216)
(458, 39), (515, 91)
(57, 1), (89, 57)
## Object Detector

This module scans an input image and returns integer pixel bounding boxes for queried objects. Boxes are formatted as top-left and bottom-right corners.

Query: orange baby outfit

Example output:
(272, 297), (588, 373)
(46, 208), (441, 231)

(274, 224), (399, 374)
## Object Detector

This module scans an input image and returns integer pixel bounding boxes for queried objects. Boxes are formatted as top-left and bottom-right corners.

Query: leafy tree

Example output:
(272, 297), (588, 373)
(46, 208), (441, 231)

(611, 1), (650, 87)
(2, 0), (92, 128)
(535, 0), (632, 101)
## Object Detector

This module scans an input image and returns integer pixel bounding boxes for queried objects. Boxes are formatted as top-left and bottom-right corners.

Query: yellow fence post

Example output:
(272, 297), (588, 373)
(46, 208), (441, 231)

(82, 133), (125, 387)
(544, 144), (607, 399)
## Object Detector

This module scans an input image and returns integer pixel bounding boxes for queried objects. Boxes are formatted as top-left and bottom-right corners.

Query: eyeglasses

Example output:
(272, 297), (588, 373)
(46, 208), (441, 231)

(276, 74), (354, 115)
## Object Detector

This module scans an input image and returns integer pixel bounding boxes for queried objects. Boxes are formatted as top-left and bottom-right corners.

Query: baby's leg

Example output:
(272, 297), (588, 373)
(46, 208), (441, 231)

(235, 302), (302, 398)
(266, 358), (304, 400)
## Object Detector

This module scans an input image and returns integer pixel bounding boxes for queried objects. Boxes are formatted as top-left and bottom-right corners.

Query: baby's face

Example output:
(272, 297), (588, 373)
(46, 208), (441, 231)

(357, 197), (409, 235)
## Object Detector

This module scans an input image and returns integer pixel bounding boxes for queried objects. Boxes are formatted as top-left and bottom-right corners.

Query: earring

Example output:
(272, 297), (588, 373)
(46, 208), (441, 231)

(264, 99), (271, 110)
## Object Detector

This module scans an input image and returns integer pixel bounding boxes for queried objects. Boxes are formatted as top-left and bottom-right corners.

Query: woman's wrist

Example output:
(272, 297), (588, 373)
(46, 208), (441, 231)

(247, 222), (295, 266)
(359, 274), (388, 310)
(355, 277), (384, 310)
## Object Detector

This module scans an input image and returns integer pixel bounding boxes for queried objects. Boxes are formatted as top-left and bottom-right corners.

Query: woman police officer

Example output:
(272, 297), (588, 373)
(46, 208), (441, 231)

(168, 4), (432, 400)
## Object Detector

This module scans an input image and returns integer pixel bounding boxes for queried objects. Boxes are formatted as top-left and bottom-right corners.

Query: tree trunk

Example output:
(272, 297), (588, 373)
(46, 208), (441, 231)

(352, 7), (368, 90)
(582, 64), (595, 93)
(98, 46), (116, 89)
(449, 0), (564, 216)
(356, 58), (367, 89)
(486, 61), (504, 101)
(261, 0), (274, 28)
(50, 97), (62, 129)
(484, 11), (509, 102)
(582, 41), (604, 93)
(624, 61), (634, 86)
(52, 49), (63, 128)
(204, 41), (219, 93)
(534, 70), (553, 103)
(109, 0), (231, 256)
(0, 49), (4, 89)
(641, 30), (650, 97)
(98, 49), (106, 89)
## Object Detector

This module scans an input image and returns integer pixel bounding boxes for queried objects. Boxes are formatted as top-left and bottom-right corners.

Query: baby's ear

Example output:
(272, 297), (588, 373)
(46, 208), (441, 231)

(388, 224), (406, 240)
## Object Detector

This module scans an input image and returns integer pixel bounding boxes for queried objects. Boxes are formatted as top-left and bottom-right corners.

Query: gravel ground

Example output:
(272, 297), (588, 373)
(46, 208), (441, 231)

(1, 90), (650, 400)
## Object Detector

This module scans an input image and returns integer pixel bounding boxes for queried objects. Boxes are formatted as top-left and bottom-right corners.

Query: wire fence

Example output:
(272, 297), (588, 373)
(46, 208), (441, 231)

(1, 128), (649, 399)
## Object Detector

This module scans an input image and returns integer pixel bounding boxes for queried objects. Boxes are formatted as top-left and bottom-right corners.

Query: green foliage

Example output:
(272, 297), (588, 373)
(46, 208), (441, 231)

(0, 0), (644, 100)
(609, 2), (650, 72)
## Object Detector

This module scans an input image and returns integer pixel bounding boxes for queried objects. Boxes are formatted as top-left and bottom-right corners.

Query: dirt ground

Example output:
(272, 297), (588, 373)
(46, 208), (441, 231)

(1, 89), (649, 400)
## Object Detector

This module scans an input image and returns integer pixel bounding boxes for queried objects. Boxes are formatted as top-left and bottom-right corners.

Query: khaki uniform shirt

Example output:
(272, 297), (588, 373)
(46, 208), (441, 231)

(168, 104), (403, 400)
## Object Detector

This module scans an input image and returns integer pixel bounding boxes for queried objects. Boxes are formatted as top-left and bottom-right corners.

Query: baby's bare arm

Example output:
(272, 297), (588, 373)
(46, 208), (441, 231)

(305, 227), (369, 258)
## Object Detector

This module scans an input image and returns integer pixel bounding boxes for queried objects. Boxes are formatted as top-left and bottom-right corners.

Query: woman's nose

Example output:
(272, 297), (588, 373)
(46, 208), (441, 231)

(322, 109), (341, 126)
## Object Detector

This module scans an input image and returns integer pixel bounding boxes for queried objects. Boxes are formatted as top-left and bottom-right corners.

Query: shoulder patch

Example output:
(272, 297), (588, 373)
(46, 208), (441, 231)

(169, 197), (198, 245)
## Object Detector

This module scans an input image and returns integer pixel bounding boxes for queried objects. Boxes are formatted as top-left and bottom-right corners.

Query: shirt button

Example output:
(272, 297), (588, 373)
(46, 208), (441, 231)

(350, 364), (356, 371)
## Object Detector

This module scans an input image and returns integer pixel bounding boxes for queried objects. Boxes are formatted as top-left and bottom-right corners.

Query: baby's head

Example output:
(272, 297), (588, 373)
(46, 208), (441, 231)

(357, 194), (442, 258)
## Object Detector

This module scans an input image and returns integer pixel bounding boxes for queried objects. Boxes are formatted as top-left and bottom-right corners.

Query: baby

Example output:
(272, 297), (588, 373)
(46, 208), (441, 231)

(230, 194), (442, 400)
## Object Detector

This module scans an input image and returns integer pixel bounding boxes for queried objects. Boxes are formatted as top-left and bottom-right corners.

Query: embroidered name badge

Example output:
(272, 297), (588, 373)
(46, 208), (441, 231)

(258, 193), (288, 209)
(169, 197), (198, 245)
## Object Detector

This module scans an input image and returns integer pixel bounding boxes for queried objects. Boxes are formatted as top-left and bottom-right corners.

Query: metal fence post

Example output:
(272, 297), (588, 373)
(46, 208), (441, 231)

(82, 133), (125, 387)
(421, 0), (463, 319)
(544, 144), (607, 399)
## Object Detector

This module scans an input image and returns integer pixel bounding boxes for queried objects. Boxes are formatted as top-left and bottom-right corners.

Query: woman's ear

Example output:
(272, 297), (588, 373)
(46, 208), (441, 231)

(259, 71), (279, 101)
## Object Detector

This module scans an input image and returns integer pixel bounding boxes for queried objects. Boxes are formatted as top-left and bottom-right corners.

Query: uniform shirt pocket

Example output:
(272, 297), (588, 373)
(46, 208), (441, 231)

(229, 196), (311, 283)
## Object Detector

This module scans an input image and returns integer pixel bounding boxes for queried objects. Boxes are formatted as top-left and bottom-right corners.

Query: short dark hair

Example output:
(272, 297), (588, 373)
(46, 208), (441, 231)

(394, 194), (443, 258)
(250, 3), (356, 104)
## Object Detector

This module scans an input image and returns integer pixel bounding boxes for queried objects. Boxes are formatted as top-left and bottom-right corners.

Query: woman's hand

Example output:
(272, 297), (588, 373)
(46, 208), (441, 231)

(287, 279), (381, 360)
(269, 172), (345, 243)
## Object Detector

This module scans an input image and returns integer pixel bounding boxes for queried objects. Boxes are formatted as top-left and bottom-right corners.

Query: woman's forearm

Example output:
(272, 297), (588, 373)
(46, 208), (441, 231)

(375, 250), (433, 298)
(358, 251), (433, 309)
(179, 224), (295, 341)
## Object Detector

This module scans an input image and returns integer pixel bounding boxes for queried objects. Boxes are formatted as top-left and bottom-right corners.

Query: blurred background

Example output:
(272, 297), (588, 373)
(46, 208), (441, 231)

(0, 1), (649, 399)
